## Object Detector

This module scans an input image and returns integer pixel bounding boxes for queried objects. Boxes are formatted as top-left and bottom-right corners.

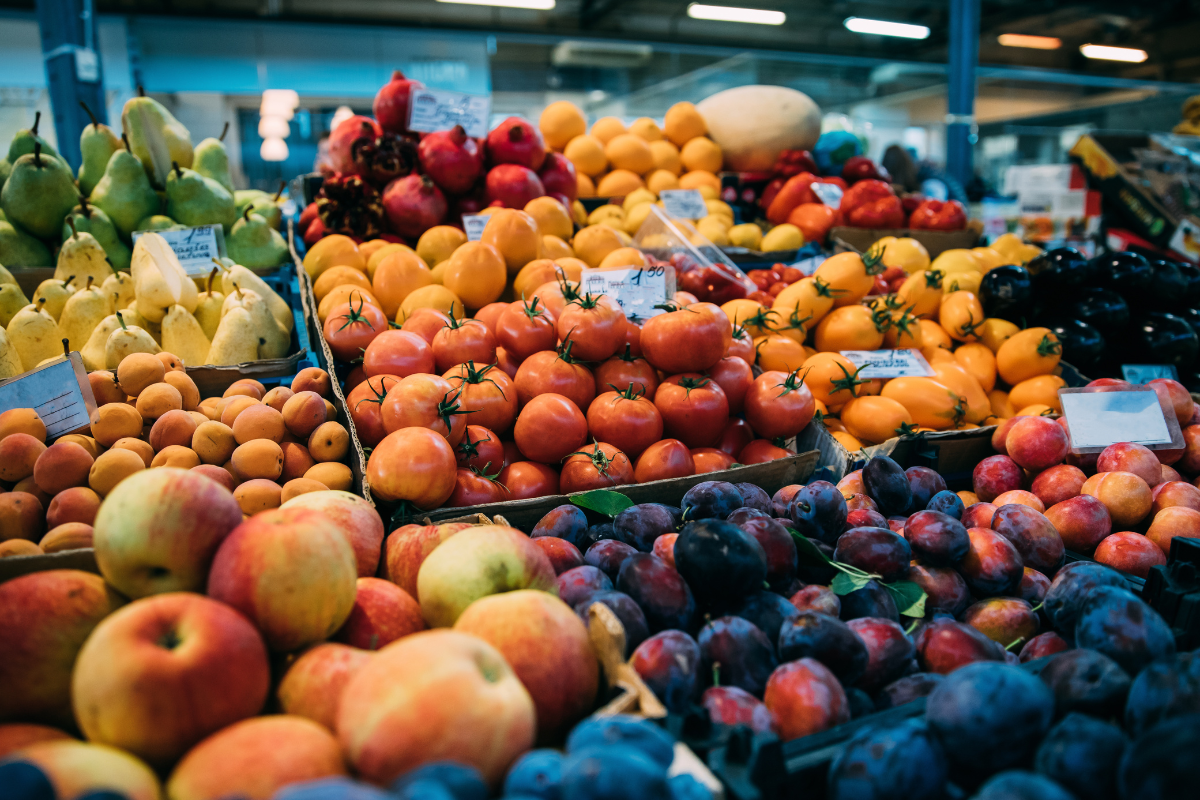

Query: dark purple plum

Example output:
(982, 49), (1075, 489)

(559, 744), (670, 799)
(630, 630), (702, 714)
(847, 617), (915, 692)
(674, 519), (767, 608)
(612, 503), (676, 552)
(789, 585), (840, 617)
(1043, 562), (1128, 639)
(734, 483), (773, 515)
(959, 526), (1024, 597)
(863, 456), (913, 516)
(564, 715), (676, 766)
(532, 504), (589, 547)
(1035, 713), (1128, 800)
(575, 590), (648, 654)
(846, 508), (888, 529)
(1019, 632), (1068, 663)
(777, 611), (869, 685)
(905, 466), (948, 511)
(826, 718), (948, 800)
(846, 687), (876, 718)
(926, 490), (964, 519)
(733, 590), (799, 645)
(787, 481), (848, 544)
(834, 527), (912, 582)
(727, 507), (770, 525)
(681, 481), (743, 521)
(875, 673), (945, 710)
(797, 540), (838, 585)
(1018, 567), (1051, 605)
(557, 565), (613, 608)
(503, 749), (564, 800)
(839, 579), (899, 623)
(973, 771), (1074, 800)
(1074, 587), (1175, 675)
(616, 553), (696, 632)
(915, 618), (1005, 675)
(1117, 714), (1200, 800)
(1124, 651), (1200, 737)
(991, 504), (1064, 575)
(659, 505), (683, 526)
(903, 511), (969, 566)
(699, 616), (777, 697)
(578, 521), (617, 552)
(772, 484), (802, 517)
(845, 493), (880, 514)
(775, 576), (803, 599)
(735, 516), (797, 586)
(908, 564), (971, 618)
(701, 685), (774, 732)
(584, 539), (638, 580)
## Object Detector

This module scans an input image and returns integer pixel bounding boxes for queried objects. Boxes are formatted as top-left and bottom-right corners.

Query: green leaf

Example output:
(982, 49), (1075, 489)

(884, 581), (928, 618)
(788, 529), (834, 566)
(831, 572), (872, 595)
(570, 489), (634, 518)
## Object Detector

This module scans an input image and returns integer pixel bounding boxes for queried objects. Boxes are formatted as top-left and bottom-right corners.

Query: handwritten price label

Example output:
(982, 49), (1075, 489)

(659, 190), (708, 220)
(580, 265), (676, 320)
(839, 349), (936, 379)
(132, 225), (224, 276)
(408, 89), (491, 139)
(462, 214), (489, 241)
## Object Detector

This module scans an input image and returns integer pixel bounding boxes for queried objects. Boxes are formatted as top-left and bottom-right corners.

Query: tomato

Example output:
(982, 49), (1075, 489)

(528, 278), (582, 321)
(897, 270), (944, 318)
(717, 417), (755, 457)
(445, 467), (511, 507)
(381, 374), (469, 445)
(772, 276), (838, 331)
(800, 352), (869, 407)
(443, 361), (518, 434)
(754, 334), (808, 373)
(726, 324), (756, 362)
(495, 347), (520, 379)
(560, 442), (634, 493)
(623, 318), (643, 356)
(324, 297), (388, 362)
(744, 369), (816, 439)
(831, 431), (866, 452)
(640, 303), (726, 374)
(513, 393), (588, 463)
(556, 293), (627, 361)
(347, 374), (401, 447)
(673, 290), (699, 306)
(880, 305), (924, 350)
(502, 439), (525, 469)
(498, 460), (559, 499)
(495, 297), (557, 362)
(344, 364), (368, 394)
(813, 250), (884, 307)
(953, 342), (997, 393)
(363, 330), (435, 378)
(514, 345), (595, 410)
(472, 302), (509, 336)
(840, 395), (914, 445)
(880, 376), (964, 430)
(691, 447), (736, 474)
(431, 316), (496, 373)
(747, 269), (780, 290)
(747, 290), (776, 305)
(739, 439), (794, 464)
(399, 306), (452, 345)
(779, 267), (802, 283)
(707, 356), (754, 414)
(456, 424), (505, 472)
(366, 427), (457, 508)
(813, 304), (889, 351)
(1008, 374), (1066, 413)
(692, 301), (733, 349)
(720, 298), (766, 334)
(768, 281), (790, 297)
(979, 318), (1020, 353)
(633, 439), (695, 482)
(593, 345), (659, 397)
(938, 291), (985, 342)
(586, 385), (663, 459)
(996, 327), (1061, 385)
(654, 374), (729, 448)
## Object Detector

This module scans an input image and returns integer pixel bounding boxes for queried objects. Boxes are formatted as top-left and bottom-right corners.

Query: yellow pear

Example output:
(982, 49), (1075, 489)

(55, 222), (113, 288)
(0, 263), (16, 286)
(6, 299), (63, 369)
(32, 277), (75, 321)
(220, 262), (292, 333)
(0, 327), (24, 378)
(0, 284), (30, 328)
(101, 270), (136, 310)
(81, 314), (122, 371)
(161, 304), (210, 366)
(206, 306), (258, 366)
(59, 276), (112, 353)
(194, 266), (225, 341)
(131, 232), (184, 322)
(122, 302), (161, 345)
(223, 285), (287, 359)
(105, 311), (161, 369)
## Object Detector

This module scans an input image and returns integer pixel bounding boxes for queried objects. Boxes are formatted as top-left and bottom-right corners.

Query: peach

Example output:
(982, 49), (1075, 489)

(1030, 464), (1086, 508)
(40, 522), (94, 553)
(134, 382), (183, 420)
(88, 448), (146, 496)
(1005, 415), (1069, 471)
(1081, 470), (1153, 529)
(117, 352), (165, 396)
(283, 391), (327, 438)
(763, 658), (850, 741)
(280, 441), (317, 481)
(1179, 424), (1200, 473)
(336, 630), (535, 785)
(0, 539), (42, 557)
(972, 455), (1023, 502)
(1095, 531), (1167, 578)
(280, 490), (385, 578)
(4, 740), (160, 800)
(231, 439), (284, 480)
(56, 433), (102, 458)
(1151, 480), (1200, 514)
(166, 715), (346, 800)
(164, 370), (201, 410)
(991, 415), (1027, 453)
(281, 478), (326, 503)
(277, 643), (372, 731)
(90, 402), (143, 446)
(305, 462), (353, 491)
(0, 492), (43, 542)
(234, 479), (283, 515)
(1097, 442), (1162, 487)
(382, 522), (474, 597)
(112, 436), (154, 467)
(0, 432), (46, 482)
(1147, 377), (1194, 424)
(1146, 506), (1200, 556)
(961, 502), (997, 529)
(89, 371), (127, 405)
(0, 723), (72, 758)
(0, 408), (47, 442)
(13, 476), (50, 507)
(72, 593), (270, 765)
(308, 421), (350, 462)
(992, 490), (1045, 513)
(192, 464), (237, 493)
(149, 409), (198, 451)
(292, 367), (331, 398)
(232, 404), (286, 445)
(223, 379), (266, 400)
(219, 395), (259, 427)
(0, 570), (124, 725)
(1162, 464), (1183, 483)
(334, 577), (425, 651)
(1044, 494), (1112, 553)
(151, 444), (201, 469)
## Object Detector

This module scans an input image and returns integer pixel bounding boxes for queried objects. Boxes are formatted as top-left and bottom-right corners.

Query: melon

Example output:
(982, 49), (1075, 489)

(696, 85), (821, 172)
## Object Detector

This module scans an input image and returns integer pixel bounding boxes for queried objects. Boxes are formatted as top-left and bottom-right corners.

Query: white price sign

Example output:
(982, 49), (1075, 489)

(839, 349), (935, 379)
(811, 182), (844, 208)
(462, 214), (489, 241)
(408, 89), (491, 139)
(1122, 364), (1178, 384)
(1059, 388), (1183, 453)
(659, 190), (708, 220)
(0, 353), (97, 440)
(132, 225), (225, 277)
(580, 265), (676, 320)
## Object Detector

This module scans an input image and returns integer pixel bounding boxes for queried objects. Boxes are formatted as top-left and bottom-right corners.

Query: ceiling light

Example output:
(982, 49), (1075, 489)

(687, 4), (786, 25)
(260, 137), (289, 162)
(258, 116), (290, 139)
(998, 34), (1061, 50)
(844, 17), (930, 39)
(436, 0), (555, 9)
(1080, 44), (1148, 63)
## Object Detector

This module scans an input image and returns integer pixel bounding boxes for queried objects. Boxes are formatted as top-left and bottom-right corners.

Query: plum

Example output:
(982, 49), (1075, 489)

(1073, 587), (1175, 674)
(925, 662), (1055, 776)
(906, 466), (948, 511)
(846, 687), (876, 718)
(797, 539), (839, 585)
(962, 597), (1040, 649)
(908, 564), (971, 618)
(613, 504), (676, 552)
(863, 456), (913, 516)
(734, 516), (797, 586)
(926, 490), (964, 519)
(961, 502), (998, 529)
(1035, 713), (1128, 800)
(958, 527), (1024, 597)
(972, 771), (1074, 800)
(875, 673), (945, 710)
(991, 504), (1064, 575)
(845, 492), (879, 512)
(532, 504), (588, 547)
(734, 483), (773, 515)
(565, 714), (675, 768)
(833, 527), (912, 582)
(788, 481), (848, 544)
(726, 507), (770, 525)
(681, 481), (743, 520)
(904, 510), (969, 566)
(669, 775), (713, 800)
(789, 585), (840, 617)
(1017, 567), (1051, 605)
(584, 539), (638, 579)
(1094, 531), (1166, 579)
(1031, 464), (1087, 508)
(972, 455), (1023, 503)
(762, 658), (850, 741)
(772, 484), (802, 517)
(579, 521), (617, 552)
(777, 611), (869, 685)
(698, 616), (777, 697)
(701, 685), (774, 733)
(674, 519), (767, 608)
(533, 536), (585, 574)
(1044, 494), (1112, 554)
(1042, 646), (1133, 721)
(391, 763), (487, 799)
(630, 630), (702, 714)
(575, 590), (649, 654)
(847, 617), (915, 691)
(839, 579), (899, 622)
(733, 590), (799, 645)
(846, 508), (888, 529)
(1018, 632), (1068, 663)
(1118, 714), (1200, 800)
(504, 749), (563, 800)
(1043, 562), (1127, 638)
(915, 618), (1005, 675)
(1124, 650), (1200, 737)
(557, 565), (613, 608)
(885, 516), (907, 534)
(616, 553), (696, 632)
(826, 718), (948, 800)
(560, 747), (669, 800)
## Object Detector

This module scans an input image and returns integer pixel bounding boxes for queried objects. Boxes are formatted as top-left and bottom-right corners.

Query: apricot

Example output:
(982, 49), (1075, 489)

(233, 478), (283, 515)
(220, 395), (259, 427)
(116, 352), (166, 396)
(186, 411), (209, 428)
(33, 441), (94, 495)
(192, 421), (237, 465)
(1044, 494), (1112, 553)
(90, 403), (143, 447)
(135, 383), (183, 420)
(0, 492), (43, 541)
(192, 463), (237, 493)
(283, 391), (327, 438)
(224, 379), (266, 400)
(1005, 416), (1069, 471)
(1081, 471), (1153, 529)
(157, 351), (184, 372)
(88, 371), (126, 405)
(147, 409), (197, 452)
(39, 522), (94, 553)
(197, 397), (221, 421)
(1030, 464), (1086, 508)
(281, 441), (317, 481)
(1161, 464), (1183, 483)
(1151, 480), (1200, 515)
(263, 386), (294, 413)
(0, 408), (47, 443)
(0, 433), (46, 483)
(305, 462), (353, 491)
(992, 490), (1045, 513)
(163, 371), (200, 410)
(1094, 531), (1167, 578)
(291, 367), (331, 398)
(45, 486), (101, 528)
(231, 403), (286, 445)
(222, 459), (242, 485)
(57, 434), (102, 459)
(150, 445), (201, 469)
(88, 448), (146, 496)
(308, 422), (350, 463)
(1145, 506), (1200, 556)
(323, 400), (337, 420)
(0, 539), (42, 557)
(1097, 442), (1162, 488)
(231, 439), (284, 480)
(111, 437), (155, 467)
(281, 478), (328, 503)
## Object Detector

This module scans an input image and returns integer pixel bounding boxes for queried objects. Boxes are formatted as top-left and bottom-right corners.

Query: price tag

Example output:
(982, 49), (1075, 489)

(811, 182), (844, 208)
(839, 349), (935, 379)
(1122, 364), (1178, 384)
(580, 265), (676, 320)
(408, 88), (491, 139)
(659, 190), (708, 220)
(0, 353), (97, 440)
(462, 214), (489, 241)
(132, 225), (225, 277)
(1059, 388), (1183, 453)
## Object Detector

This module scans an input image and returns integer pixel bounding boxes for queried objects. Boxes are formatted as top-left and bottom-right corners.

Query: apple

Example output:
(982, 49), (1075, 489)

(337, 630), (535, 785)
(71, 592), (270, 766)
(416, 525), (557, 628)
(280, 490), (385, 578)
(381, 521), (473, 598)
(0, 740), (161, 800)
(333, 577), (425, 651)
(0, 724), (71, 759)
(0, 569), (124, 726)
(207, 507), (357, 652)
(453, 590), (598, 739)
(166, 715), (347, 800)
(277, 643), (372, 731)
(93, 468), (243, 598)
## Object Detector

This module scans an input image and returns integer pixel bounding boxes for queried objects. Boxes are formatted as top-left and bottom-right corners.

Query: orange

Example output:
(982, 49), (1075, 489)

(646, 170), (680, 194)
(541, 235), (574, 260)
(415, 226), (467, 269)
(443, 242), (507, 309)
(539, 101), (587, 150)
(572, 225), (623, 268)
(302, 234), (364, 280)
(372, 249), (432, 318)
(605, 134), (655, 174)
(628, 117), (664, 141)
(678, 170), (720, 192)
(480, 209), (542, 274)
(366, 243), (412, 280)
(564, 135), (607, 177)
(680, 137), (723, 174)
(524, 196), (573, 239)
(664, 102), (707, 147)
(590, 116), (627, 144)
(649, 140), (682, 175)
(595, 170), (645, 197)
(397, 284), (464, 324)
(312, 265), (371, 302)
(576, 173), (596, 198)
(786, 203), (837, 245)
(358, 239), (392, 260)
(598, 247), (647, 270)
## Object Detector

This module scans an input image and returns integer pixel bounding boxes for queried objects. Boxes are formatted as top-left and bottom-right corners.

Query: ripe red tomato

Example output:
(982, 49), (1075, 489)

(472, 302), (509, 336)
(456, 424), (505, 472)
(707, 356), (754, 414)
(691, 447), (736, 474)
(324, 298), (388, 362)
(633, 439), (695, 483)
(641, 304), (726, 374)
(445, 467), (511, 507)
(593, 346), (659, 397)
(502, 439), (525, 469)
(347, 374), (401, 447)
(498, 460), (560, 499)
(366, 427), (457, 508)
(726, 325), (756, 362)
(740, 439), (795, 464)
(363, 330), (435, 378)
(431, 317), (496, 374)
(623, 318), (643, 356)
(495, 298), (558, 362)
(716, 417), (755, 457)
(513, 393), (588, 464)
(556, 293), (627, 362)
(528, 278), (581, 321)
(560, 442), (634, 493)
(744, 369), (816, 439)
(443, 361), (518, 434)
(399, 307), (452, 345)
(513, 346), (595, 410)
(586, 385), (663, 459)
(654, 373), (729, 448)
(381, 374), (469, 445)
(343, 364), (368, 394)
(495, 347), (520, 378)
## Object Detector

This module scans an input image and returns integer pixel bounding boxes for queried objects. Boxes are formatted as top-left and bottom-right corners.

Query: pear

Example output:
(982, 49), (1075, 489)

(131, 232), (184, 322)
(81, 313), (122, 371)
(121, 94), (194, 188)
(175, 262), (199, 313)
(219, 260), (292, 333)
(236, 182), (284, 229)
(194, 266), (225, 341)
(206, 306), (258, 366)
(102, 270), (136, 311)
(33, 276), (75, 322)
(0, 284), (31, 328)
(91, 135), (161, 238)
(234, 189), (269, 216)
(7, 298), (63, 369)
(161, 304), (210, 367)
(122, 303), (161, 345)
(3, 112), (72, 190)
(63, 198), (131, 271)
(77, 102), (122, 197)
(60, 276), (112, 353)
(56, 219), (114, 288)
(226, 208), (288, 270)
(134, 214), (178, 232)
(105, 311), (161, 369)
(0, 263), (15, 286)
(0, 220), (52, 267)
(0, 327), (23, 379)
(223, 285), (288, 359)
(0, 143), (80, 239)
(165, 162), (236, 232)
(193, 123), (234, 195)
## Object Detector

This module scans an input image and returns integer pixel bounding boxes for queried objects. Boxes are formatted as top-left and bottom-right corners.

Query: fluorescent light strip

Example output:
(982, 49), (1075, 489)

(998, 33), (1061, 50)
(1080, 44), (1148, 63)
(436, 0), (554, 8)
(687, 4), (786, 25)
(844, 17), (930, 39)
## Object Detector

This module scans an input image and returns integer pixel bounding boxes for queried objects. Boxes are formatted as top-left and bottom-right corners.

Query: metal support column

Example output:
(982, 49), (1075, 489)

(946, 0), (979, 189)
(36, 0), (107, 171)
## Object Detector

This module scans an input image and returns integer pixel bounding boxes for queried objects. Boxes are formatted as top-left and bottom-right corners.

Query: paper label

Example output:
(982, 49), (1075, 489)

(1122, 364), (1178, 384)
(1169, 217), (1200, 264)
(462, 214), (489, 241)
(0, 353), (97, 440)
(408, 88), (491, 139)
(132, 225), (225, 276)
(580, 266), (676, 320)
(1060, 389), (1176, 450)
(839, 349), (936, 379)
(811, 182), (844, 208)
(659, 190), (708, 220)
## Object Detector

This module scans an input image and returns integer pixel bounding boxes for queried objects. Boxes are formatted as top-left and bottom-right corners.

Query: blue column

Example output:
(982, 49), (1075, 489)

(36, 0), (107, 171)
(946, 0), (979, 189)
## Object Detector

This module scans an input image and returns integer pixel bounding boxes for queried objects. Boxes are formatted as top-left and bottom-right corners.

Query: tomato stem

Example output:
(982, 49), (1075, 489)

(336, 295), (375, 332)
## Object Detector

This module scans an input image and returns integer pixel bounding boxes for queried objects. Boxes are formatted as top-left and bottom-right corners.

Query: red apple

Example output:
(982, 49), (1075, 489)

(381, 522), (473, 598)
(333, 577), (425, 650)
(277, 643), (372, 731)
(280, 490), (385, 577)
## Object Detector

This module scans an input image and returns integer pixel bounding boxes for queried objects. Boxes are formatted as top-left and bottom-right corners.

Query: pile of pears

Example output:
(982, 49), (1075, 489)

(0, 230), (294, 379)
(0, 96), (288, 272)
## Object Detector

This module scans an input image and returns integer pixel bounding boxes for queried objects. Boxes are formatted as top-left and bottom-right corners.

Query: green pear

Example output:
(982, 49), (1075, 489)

(81, 313), (121, 371)
(63, 198), (131, 271)
(121, 95), (194, 188)
(226, 208), (289, 270)
(7, 298), (63, 369)
(0, 284), (31, 328)
(60, 276), (111, 353)
(4, 111), (72, 183)
(33, 277), (75, 322)
(219, 260), (292, 333)
(0, 143), (80, 239)
(77, 103), (122, 197)
(0, 326), (24, 379)
(102, 270), (136, 311)
(223, 285), (288, 359)
(234, 189), (269, 216)
(161, 304), (210, 367)
(134, 214), (178, 232)
(91, 135), (161, 238)
(206, 305), (258, 366)
(131, 232), (185, 323)
(0, 220), (52, 266)
(56, 219), (114, 288)
(0, 263), (15, 286)
(193, 123), (234, 195)
(165, 162), (236, 232)
(194, 266), (225, 341)
(105, 310), (161, 368)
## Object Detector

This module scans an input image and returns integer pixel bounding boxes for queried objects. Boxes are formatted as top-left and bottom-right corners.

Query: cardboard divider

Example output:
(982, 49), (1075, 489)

(0, 548), (99, 584)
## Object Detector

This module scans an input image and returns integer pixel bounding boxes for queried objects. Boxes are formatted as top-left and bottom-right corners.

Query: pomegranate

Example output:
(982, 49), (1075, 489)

(299, 201), (319, 230)
(453, 188), (487, 219)
(538, 152), (578, 202)
(486, 117), (546, 171)
(485, 164), (545, 209)
(418, 125), (484, 195)
(373, 70), (424, 135)
(382, 174), (448, 240)
(329, 116), (382, 176)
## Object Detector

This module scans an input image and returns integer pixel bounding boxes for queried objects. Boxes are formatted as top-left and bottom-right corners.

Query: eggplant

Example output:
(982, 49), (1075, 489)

(1069, 288), (1130, 338)
(1124, 312), (1199, 370)
(1093, 251), (1152, 305)
(1177, 261), (1200, 307)
(1041, 318), (1105, 369)
(978, 265), (1033, 320)
(1026, 247), (1095, 296)
(1177, 306), (1200, 339)
(1142, 259), (1188, 311)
